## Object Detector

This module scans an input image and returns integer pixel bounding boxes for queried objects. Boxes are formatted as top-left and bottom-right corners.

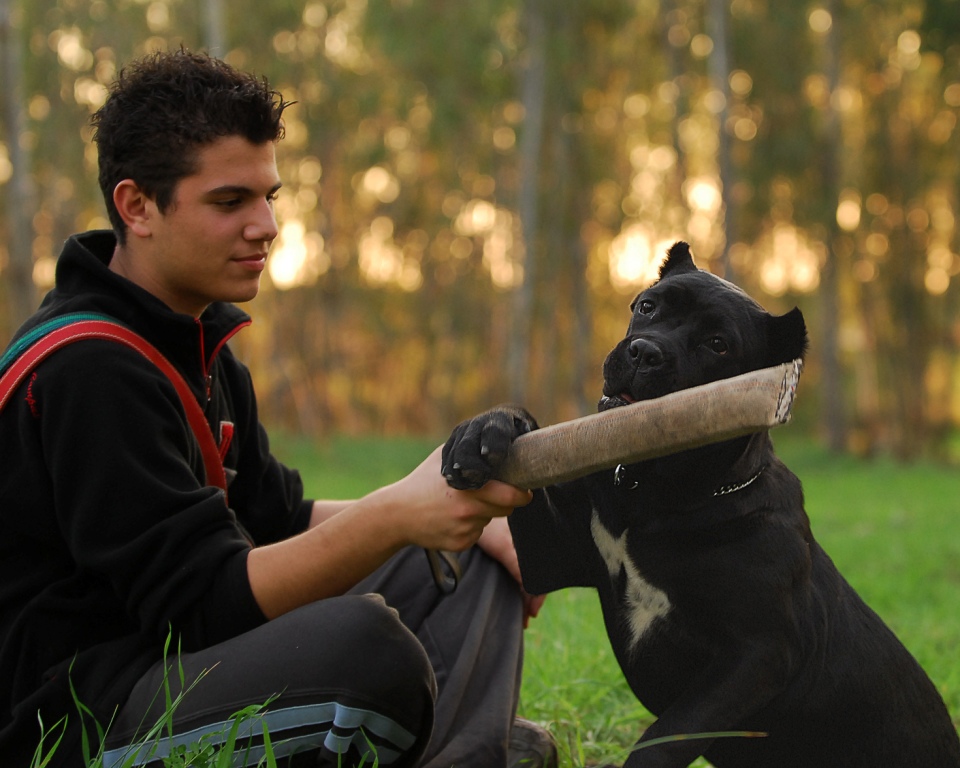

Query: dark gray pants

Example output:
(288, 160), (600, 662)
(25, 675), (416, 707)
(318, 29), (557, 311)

(101, 546), (524, 768)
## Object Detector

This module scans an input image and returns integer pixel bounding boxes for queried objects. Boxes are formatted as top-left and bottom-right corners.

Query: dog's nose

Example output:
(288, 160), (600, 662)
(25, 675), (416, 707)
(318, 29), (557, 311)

(628, 338), (664, 367)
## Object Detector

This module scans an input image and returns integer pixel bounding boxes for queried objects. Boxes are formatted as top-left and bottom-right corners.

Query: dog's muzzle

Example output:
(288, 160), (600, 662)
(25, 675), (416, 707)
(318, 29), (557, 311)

(598, 394), (632, 411)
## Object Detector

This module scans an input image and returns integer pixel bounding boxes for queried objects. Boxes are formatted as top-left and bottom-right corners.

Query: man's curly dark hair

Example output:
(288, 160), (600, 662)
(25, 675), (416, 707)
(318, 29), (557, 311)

(91, 49), (290, 242)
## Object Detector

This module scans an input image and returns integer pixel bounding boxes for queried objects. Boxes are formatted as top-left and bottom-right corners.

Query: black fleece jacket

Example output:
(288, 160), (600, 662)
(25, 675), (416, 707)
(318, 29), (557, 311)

(0, 230), (312, 765)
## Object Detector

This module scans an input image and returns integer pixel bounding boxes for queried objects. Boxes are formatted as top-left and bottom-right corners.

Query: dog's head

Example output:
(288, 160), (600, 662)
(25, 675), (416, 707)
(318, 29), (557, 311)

(599, 241), (807, 411)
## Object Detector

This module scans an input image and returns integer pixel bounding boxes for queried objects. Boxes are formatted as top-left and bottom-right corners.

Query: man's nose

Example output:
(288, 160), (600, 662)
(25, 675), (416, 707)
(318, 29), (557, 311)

(245, 198), (279, 242)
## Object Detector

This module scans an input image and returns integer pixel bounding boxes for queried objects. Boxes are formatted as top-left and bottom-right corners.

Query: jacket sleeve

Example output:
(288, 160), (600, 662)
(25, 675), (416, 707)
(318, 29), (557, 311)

(34, 341), (269, 649)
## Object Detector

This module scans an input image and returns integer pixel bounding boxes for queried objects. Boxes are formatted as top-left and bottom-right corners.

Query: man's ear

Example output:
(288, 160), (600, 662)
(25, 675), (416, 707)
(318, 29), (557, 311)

(112, 180), (155, 238)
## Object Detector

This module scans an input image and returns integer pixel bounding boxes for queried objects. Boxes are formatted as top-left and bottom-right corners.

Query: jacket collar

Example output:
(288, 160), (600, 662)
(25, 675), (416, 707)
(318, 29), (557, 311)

(28, 230), (251, 380)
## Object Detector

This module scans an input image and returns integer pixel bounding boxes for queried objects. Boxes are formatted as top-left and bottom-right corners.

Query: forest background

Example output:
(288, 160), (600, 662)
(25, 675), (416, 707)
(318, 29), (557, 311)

(2, 0), (960, 461)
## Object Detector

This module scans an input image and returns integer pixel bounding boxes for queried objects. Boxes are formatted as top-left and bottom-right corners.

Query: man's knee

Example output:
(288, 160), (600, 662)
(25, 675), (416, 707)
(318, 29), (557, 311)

(315, 594), (435, 695)
(175, 596), (435, 767)
(285, 595), (436, 767)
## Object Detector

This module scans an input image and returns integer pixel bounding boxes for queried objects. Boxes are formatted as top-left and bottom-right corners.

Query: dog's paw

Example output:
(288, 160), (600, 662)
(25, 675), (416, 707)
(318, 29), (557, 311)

(442, 405), (538, 490)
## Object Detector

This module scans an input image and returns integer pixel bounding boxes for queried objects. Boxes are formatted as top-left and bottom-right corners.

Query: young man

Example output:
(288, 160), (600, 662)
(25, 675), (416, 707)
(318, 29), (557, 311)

(0, 50), (551, 767)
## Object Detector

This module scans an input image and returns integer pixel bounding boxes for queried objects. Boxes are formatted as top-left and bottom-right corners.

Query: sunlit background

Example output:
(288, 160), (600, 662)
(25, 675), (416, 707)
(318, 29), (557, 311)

(2, 0), (960, 459)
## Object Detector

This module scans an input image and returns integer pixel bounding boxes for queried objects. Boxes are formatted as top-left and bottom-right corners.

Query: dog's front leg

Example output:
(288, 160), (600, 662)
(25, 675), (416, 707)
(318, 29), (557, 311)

(623, 642), (787, 768)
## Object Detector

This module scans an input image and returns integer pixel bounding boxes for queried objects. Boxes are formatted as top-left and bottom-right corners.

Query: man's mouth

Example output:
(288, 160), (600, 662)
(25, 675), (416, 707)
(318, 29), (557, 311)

(233, 254), (267, 271)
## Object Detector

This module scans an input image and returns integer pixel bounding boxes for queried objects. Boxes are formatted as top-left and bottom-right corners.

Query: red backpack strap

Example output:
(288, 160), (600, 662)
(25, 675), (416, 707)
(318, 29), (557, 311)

(0, 319), (228, 494)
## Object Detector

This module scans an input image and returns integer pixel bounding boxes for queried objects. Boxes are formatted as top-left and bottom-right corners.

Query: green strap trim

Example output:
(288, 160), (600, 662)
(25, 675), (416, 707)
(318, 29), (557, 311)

(0, 312), (118, 375)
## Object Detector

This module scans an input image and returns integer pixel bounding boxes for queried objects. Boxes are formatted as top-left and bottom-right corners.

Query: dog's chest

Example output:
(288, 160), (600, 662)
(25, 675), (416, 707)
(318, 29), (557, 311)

(590, 509), (671, 647)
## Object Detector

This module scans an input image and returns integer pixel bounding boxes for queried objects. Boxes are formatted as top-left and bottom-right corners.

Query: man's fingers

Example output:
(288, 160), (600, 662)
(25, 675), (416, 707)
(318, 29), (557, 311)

(472, 479), (532, 511)
(522, 593), (547, 628)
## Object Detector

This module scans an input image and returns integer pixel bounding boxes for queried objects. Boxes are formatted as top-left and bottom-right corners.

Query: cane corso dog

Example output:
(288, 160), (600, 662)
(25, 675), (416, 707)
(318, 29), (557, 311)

(443, 242), (960, 768)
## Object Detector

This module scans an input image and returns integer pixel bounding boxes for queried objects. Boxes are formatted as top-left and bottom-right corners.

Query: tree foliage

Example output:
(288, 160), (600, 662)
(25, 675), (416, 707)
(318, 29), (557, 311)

(2, 0), (959, 459)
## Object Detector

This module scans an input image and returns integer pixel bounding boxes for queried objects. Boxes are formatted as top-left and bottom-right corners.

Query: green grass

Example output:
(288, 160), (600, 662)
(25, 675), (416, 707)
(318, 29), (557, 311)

(773, 434), (960, 710)
(269, 432), (442, 500)
(274, 432), (960, 767)
(34, 636), (284, 768)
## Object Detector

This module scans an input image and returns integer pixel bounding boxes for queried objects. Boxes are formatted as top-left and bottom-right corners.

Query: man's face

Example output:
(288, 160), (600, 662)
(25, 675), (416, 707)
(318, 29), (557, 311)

(136, 135), (282, 317)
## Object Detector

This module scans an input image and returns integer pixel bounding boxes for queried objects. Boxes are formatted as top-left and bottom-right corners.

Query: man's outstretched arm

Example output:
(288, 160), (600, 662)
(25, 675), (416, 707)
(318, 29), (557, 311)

(246, 445), (532, 620)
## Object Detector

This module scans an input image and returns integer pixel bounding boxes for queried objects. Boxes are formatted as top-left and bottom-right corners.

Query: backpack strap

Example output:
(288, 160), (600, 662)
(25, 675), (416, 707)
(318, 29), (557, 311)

(0, 313), (228, 494)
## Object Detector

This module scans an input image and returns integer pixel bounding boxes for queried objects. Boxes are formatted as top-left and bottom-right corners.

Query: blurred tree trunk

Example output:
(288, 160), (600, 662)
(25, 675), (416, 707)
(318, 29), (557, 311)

(885, 227), (929, 459)
(201, 0), (227, 55)
(0, 0), (36, 334)
(817, 0), (847, 453)
(558, 6), (592, 418)
(508, 0), (547, 404)
(560, 130), (593, 418)
(660, 0), (688, 217)
(706, 0), (735, 279)
(872, 88), (928, 459)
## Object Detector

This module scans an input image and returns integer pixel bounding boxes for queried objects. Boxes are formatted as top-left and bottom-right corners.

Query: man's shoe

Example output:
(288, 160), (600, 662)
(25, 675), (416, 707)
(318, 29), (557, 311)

(508, 718), (558, 768)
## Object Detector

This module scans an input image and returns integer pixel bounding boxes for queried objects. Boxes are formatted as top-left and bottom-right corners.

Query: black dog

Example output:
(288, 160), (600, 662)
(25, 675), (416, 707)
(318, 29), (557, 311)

(443, 242), (960, 768)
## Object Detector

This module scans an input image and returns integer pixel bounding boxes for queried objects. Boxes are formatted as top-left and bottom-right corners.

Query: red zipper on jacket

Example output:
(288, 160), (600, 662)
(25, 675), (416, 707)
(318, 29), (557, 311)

(195, 318), (253, 404)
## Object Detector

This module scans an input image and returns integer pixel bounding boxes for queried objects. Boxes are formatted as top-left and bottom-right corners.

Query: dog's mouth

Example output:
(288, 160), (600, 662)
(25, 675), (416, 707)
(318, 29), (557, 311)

(597, 392), (637, 412)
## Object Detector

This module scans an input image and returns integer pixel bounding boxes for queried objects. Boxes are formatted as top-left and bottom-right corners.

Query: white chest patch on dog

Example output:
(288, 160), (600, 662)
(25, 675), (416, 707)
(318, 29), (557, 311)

(590, 510), (671, 648)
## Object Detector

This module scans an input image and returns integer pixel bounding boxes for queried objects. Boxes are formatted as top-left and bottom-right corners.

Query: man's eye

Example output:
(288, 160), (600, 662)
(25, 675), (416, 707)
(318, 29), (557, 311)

(707, 336), (728, 355)
(216, 199), (242, 208)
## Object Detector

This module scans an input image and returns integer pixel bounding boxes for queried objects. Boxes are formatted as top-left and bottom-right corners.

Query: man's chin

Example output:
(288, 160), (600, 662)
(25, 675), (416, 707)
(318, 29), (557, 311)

(226, 277), (264, 305)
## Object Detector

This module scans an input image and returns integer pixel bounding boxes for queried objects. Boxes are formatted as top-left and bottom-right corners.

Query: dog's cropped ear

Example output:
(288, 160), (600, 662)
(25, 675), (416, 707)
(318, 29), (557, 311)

(658, 241), (698, 280)
(765, 306), (809, 365)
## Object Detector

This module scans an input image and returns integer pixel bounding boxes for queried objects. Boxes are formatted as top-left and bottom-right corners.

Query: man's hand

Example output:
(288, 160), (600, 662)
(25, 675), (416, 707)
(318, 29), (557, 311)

(387, 445), (533, 553)
(441, 406), (544, 625)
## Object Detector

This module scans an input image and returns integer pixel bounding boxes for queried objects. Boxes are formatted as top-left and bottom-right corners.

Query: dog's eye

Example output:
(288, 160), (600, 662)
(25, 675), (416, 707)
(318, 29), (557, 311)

(707, 336), (728, 355)
(636, 299), (655, 315)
